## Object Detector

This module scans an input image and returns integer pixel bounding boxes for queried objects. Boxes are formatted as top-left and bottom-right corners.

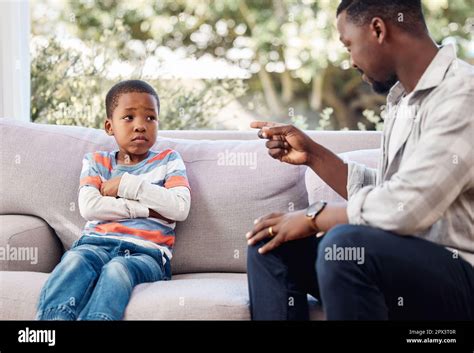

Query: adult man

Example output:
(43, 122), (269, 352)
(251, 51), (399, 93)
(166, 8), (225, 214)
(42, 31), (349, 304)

(246, 0), (474, 320)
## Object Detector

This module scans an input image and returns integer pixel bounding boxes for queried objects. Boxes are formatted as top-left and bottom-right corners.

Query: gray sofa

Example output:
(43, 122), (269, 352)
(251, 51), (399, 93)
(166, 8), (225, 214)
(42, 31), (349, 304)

(0, 118), (381, 320)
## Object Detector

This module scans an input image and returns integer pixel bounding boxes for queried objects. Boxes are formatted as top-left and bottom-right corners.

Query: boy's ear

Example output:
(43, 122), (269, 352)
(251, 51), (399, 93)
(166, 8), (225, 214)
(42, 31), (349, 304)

(104, 118), (114, 136)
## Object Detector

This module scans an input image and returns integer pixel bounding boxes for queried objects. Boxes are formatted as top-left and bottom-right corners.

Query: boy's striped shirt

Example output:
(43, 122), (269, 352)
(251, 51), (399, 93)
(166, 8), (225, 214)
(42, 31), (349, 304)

(79, 149), (189, 259)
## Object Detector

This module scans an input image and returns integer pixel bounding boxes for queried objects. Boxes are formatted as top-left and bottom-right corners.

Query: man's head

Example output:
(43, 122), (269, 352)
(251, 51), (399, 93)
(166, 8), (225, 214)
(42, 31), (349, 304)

(105, 80), (160, 157)
(336, 0), (428, 94)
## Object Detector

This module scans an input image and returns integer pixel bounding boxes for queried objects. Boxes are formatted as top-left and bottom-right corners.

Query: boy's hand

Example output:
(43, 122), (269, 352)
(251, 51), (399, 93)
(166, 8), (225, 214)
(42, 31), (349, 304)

(149, 209), (173, 223)
(100, 176), (122, 197)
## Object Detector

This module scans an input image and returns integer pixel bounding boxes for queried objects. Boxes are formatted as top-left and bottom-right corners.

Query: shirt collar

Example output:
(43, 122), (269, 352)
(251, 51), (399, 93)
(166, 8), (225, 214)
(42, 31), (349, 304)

(387, 44), (458, 105)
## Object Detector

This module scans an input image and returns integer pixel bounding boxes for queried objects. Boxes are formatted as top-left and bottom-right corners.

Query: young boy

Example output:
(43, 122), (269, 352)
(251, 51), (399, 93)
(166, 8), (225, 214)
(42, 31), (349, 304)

(36, 80), (191, 320)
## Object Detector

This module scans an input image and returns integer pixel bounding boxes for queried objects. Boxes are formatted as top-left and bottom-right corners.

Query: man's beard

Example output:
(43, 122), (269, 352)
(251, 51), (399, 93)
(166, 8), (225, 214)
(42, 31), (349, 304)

(371, 74), (399, 94)
(357, 69), (398, 94)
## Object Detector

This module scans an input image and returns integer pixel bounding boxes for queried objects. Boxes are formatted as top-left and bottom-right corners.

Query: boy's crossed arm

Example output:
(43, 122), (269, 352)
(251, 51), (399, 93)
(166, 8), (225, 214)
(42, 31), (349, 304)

(114, 173), (190, 222)
(78, 185), (148, 222)
(79, 175), (190, 223)
(101, 176), (173, 222)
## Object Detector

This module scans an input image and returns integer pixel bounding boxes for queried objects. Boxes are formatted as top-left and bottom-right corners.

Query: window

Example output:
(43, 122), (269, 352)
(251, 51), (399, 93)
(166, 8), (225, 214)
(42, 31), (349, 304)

(0, 0), (30, 122)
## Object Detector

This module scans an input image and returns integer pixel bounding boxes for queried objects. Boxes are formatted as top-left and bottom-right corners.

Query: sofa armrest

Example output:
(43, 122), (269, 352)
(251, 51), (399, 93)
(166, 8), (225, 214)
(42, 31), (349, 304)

(0, 215), (63, 273)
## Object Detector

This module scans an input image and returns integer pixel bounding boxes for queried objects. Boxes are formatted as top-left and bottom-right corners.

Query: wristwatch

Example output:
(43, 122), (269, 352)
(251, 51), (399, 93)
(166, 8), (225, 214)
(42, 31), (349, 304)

(306, 201), (327, 231)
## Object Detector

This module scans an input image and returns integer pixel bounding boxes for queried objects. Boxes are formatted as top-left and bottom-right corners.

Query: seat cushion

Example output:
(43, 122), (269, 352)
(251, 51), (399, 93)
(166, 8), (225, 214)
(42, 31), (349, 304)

(0, 215), (63, 272)
(0, 271), (48, 320)
(0, 271), (324, 320)
(125, 273), (250, 320)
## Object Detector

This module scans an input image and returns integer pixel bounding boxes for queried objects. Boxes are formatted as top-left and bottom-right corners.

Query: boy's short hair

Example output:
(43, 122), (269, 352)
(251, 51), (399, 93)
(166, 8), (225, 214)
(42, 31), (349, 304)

(105, 80), (160, 119)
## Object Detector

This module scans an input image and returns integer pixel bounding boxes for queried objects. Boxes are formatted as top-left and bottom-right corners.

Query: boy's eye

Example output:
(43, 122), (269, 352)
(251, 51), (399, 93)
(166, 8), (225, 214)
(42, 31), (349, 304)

(147, 116), (156, 121)
(123, 115), (133, 121)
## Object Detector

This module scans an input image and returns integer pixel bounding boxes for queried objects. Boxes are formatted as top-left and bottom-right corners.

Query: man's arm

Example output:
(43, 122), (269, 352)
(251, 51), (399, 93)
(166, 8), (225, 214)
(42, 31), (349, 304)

(306, 142), (348, 200)
(314, 203), (349, 232)
(251, 122), (349, 199)
(246, 203), (349, 254)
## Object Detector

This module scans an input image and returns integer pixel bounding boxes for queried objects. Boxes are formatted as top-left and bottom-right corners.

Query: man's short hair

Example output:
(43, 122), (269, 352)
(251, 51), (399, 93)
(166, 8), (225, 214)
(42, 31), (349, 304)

(337, 0), (427, 35)
(105, 79), (160, 119)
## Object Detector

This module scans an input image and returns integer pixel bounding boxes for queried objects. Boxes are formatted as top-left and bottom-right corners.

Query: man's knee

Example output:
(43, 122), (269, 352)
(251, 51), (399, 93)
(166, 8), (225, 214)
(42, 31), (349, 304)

(318, 224), (367, 251)
(316, 224), (369, 279)
(247, 239), (270, 269)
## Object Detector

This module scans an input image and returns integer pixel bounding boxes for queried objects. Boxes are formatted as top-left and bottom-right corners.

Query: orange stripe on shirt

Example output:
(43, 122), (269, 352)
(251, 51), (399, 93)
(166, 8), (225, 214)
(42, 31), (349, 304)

(94, 223), (175, 247)
(146, 149), (173, 164)
(80, 176), (102, 189)
(165, 175), (190, 189)
(93, 153), (112, 171)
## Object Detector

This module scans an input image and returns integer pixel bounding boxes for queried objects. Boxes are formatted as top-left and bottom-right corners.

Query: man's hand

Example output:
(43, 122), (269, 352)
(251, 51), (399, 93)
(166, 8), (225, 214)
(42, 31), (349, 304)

(245, 210), (318, 254)
(251, 121), (349, 199)
(250, 121), (317, 166)
(100, 176), (122, 197)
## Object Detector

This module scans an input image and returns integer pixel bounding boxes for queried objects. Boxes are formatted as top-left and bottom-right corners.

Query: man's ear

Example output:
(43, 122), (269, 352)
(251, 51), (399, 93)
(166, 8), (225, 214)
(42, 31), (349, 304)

(370, 17), (387, 44)
(104, 118), (114, 136)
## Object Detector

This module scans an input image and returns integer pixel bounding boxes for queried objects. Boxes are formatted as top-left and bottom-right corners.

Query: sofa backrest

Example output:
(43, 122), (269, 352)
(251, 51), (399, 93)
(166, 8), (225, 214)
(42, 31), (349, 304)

(0, 118), (381, 274)
(158, 130), (381, 154)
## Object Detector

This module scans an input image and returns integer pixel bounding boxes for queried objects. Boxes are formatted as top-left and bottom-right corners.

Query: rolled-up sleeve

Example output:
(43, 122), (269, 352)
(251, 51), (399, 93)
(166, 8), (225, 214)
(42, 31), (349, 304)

(346, 84), (473, 235)
(346, 161), (377, 200)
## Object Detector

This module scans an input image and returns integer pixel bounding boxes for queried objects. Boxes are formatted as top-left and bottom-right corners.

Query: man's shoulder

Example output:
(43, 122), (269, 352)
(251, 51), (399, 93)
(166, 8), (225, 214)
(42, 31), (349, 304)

(418, 59), (474, 128)
(421, 59), (474, 112)
(441, 58), (474, 93)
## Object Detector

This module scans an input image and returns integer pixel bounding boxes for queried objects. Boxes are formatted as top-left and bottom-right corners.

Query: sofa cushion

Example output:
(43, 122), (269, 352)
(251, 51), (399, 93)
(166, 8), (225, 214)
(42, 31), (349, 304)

(0, 119), (308, 274)
(0, 215), (63, 272)
(125, 273), (250, 320)
(125, 273), (324, 320)
(0, 271), (324, 320)
(305, 149), (381, 204)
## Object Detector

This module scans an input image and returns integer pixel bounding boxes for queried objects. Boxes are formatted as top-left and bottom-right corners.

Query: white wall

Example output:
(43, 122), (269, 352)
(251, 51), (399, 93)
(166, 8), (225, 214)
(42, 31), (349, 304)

(0, 0), (30, 121)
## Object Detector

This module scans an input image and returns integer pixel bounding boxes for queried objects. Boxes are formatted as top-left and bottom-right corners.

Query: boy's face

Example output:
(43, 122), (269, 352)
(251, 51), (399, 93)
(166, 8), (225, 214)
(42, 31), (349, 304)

(105, 92), (159, 158)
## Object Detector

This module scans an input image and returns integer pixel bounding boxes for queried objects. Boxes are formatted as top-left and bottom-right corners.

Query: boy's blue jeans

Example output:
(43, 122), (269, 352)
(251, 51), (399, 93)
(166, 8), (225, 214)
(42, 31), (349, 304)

(36, 235), (171, 320)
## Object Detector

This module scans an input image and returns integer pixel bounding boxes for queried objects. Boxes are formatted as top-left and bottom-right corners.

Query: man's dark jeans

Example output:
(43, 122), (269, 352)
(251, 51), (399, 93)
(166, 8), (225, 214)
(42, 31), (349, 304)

(247, 224), (474, 320)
